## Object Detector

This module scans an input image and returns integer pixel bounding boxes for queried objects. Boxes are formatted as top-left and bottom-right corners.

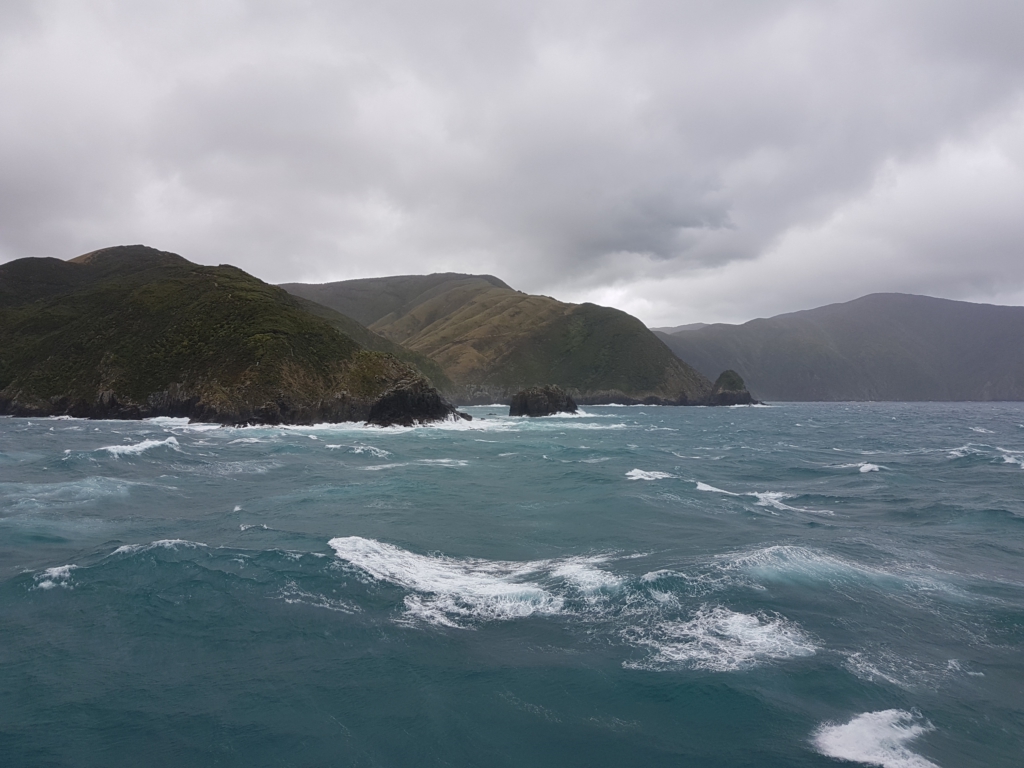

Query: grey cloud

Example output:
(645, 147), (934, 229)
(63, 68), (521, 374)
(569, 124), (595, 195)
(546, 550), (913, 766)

(1, 1), (1023, 323)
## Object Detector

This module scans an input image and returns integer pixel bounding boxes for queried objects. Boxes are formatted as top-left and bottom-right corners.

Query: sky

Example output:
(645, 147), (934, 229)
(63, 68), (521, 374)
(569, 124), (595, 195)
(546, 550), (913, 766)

(2, 1), (1023, 326)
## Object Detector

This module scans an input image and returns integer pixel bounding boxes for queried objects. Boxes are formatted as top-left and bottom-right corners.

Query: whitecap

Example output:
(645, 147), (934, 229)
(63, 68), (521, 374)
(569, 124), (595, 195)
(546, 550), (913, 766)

(622, 605), (816, 672)
(947, 444), (987, 459)
(111, 539), (208, 556)
(970, 427), (994, 434)
(997, 448), (1024, 468)
(812, 710), (938, 768)
(626, 469), (675, 481)
(34, 564), (78, 590)
(695, 481), (740, 495)
(746, 491), (833, 516)
(328, 538), (619, 626)
(343, 445), (392, 458)
(329, 536), (564, 627)
(97, 436), (181, 457)
(834, 462), (885, 472)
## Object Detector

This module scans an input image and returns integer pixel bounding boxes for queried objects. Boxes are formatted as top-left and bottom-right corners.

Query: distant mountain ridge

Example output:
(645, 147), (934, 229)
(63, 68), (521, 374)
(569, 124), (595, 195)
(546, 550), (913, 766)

(655, 293), (1024, 401)
(283, 273), (715, 405)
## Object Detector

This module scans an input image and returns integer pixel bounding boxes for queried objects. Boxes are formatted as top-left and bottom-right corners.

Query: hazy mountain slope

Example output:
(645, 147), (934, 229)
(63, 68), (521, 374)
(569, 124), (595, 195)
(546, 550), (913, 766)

(0, 245), (454, 424)
(656, 293), (1024, 401)
(281, 273), (512, 326)
(283, 274), (713, 404)
(650, 322), (708, 334)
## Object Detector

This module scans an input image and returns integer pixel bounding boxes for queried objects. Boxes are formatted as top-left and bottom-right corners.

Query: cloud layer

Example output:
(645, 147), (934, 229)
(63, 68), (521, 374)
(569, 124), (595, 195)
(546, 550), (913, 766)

(2, 1), (1023, 323)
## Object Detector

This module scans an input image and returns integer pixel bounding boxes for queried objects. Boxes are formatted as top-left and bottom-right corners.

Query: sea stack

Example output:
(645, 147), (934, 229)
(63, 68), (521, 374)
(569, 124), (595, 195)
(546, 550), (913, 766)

(508, 385), (578, 417)
(708, 370), (758, 405)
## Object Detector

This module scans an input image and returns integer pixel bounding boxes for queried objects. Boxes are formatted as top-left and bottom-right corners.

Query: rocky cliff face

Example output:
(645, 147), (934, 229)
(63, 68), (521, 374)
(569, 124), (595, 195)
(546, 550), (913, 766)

(0, 245), (459, 426)
(508, 385), (578, 417)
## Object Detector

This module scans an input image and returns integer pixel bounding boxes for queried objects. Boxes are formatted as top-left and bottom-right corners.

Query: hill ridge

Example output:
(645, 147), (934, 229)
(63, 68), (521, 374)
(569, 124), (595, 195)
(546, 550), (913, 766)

(656, 292), (1024, 401)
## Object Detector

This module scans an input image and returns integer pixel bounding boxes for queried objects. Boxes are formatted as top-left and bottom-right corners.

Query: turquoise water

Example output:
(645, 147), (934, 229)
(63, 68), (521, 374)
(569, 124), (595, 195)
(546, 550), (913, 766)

(2, 403), (1022, 767)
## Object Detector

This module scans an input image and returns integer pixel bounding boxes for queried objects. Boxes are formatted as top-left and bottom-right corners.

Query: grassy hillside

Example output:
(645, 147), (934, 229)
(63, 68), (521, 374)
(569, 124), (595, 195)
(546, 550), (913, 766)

(656, 293), (1024, 401)
(0, 245), (453, 424)
(282, 273), (512, 326)
(283, 274), (713, 404)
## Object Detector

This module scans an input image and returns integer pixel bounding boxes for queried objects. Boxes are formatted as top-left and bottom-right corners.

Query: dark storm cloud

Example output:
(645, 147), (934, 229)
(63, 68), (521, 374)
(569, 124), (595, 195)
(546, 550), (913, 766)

(1, 1), (1023, 323)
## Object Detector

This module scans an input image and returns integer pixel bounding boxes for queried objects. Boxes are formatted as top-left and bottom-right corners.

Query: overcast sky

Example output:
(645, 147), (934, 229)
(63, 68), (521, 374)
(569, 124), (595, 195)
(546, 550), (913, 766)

(2, 1), (1023, 325)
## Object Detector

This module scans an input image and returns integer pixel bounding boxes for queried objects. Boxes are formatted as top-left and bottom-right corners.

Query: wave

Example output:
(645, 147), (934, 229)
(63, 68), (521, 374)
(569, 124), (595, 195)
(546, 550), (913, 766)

(834, 462), (885, 472)
(622, 605), (816, 672)
(694, 482), (832, 515)
(751, 491), (833, 515)
(947, 443), (989, 459)
(341, 445), (392, 458)
(97, 436), (181, 457)
(274, 581), (359, 613)
(626, 469), (675, 481)
(33, 564), (77, 590)
(111, 539), (208, 556)
(0, 476), (137, 509)
(329, 536), (564, 627)
(997, 448), (1024, 469)
(812, 710), (938, 768)
(327, 537), (622, 628)
(695, 481), (740, 495)
(715, 546), (968, 603)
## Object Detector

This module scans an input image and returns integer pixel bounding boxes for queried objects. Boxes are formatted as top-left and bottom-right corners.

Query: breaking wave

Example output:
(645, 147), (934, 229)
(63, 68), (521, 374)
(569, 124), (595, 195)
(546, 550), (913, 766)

(626, 469), (675, 481)
(328, 536), (569, 627)
(97, 436), (181, 457)
(623, 605), (816, 672)
(812, 710), (938, 768)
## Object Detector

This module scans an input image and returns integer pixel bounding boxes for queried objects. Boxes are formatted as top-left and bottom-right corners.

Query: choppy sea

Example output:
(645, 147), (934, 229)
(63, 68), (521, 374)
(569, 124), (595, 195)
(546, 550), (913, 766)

(2, 403), (1022, 767)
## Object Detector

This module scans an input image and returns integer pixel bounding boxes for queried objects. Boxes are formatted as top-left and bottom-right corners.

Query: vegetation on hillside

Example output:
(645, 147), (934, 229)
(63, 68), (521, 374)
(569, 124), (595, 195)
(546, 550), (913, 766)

(0, 246), (453, 424)
(283, 273), (714, 404)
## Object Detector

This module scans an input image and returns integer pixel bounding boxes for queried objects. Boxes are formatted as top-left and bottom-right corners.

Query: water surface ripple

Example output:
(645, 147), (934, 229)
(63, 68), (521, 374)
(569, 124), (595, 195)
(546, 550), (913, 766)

(2, 403), (1022, 766)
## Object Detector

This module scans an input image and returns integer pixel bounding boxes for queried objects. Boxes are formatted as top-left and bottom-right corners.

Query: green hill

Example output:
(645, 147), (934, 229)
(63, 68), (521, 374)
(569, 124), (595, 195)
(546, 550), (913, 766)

(0, 245), (455, 424)
(283, 274), (713, 404)
(655, 293), (1024, 401)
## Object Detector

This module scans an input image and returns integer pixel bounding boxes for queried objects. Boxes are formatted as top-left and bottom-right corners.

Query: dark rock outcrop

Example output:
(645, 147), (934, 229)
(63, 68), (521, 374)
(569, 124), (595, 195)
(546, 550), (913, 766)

(708, 370), (759, 405)
(509, 385), (578, 417)
(366, 376), (461, 427)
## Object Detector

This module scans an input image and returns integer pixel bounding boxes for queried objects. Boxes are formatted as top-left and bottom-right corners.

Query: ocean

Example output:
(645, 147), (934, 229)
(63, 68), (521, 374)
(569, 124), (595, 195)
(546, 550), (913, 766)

(1, 403), (1022, 767)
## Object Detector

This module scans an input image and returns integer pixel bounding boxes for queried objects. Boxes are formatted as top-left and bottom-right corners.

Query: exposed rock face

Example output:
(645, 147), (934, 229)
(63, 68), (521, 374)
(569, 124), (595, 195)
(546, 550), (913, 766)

(509, 385), (578, 417)
(708, 370), (759, 405)
(366, 376), (461, 427)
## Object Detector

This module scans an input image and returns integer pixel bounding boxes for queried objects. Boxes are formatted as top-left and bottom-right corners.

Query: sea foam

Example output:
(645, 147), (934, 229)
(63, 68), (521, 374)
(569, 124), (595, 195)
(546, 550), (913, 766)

(97, 436), (181, 457)
(623, 605), (816, 672)
(812, 710), (938, 768)
(34, 564), (77, 590)
(626, 469), (675, 480)
(327, 537), (621, 627)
